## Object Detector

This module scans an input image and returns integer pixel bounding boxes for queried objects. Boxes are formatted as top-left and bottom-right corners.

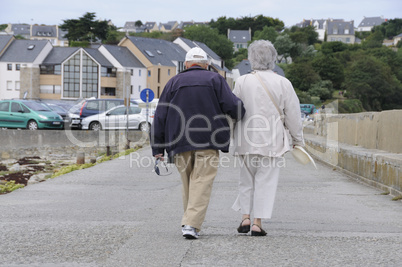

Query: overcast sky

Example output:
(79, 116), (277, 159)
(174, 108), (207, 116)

(1, 0), (401, 28)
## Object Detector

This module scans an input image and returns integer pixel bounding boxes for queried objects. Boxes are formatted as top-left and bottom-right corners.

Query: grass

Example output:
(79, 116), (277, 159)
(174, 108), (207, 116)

(392, 195), (402, 201)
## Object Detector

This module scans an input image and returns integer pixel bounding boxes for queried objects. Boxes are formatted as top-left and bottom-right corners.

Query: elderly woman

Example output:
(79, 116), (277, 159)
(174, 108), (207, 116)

(231, 40), (304, 236)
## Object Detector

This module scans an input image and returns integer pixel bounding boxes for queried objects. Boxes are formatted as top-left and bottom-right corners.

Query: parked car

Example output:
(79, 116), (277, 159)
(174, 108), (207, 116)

(300, 104), (316, 114)
(0, 100), (64, 130)
(69, 98), (139, 129)
(81, 105), (151, 131)
(39, 103), (69, 127)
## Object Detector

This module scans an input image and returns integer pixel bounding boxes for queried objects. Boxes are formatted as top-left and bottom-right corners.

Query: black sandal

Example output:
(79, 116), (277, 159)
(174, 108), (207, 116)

(251, 224), (267, 236)
(237, 218), (251, 233)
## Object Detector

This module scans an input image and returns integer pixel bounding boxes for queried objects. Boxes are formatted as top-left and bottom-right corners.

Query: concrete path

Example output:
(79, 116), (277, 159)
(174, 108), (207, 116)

(0, 145), (401, 267)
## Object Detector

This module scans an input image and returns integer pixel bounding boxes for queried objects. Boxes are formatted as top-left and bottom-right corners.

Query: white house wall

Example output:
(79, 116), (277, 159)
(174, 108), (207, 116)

(0, 62), (21, 99)
(130, 67), (147, 99)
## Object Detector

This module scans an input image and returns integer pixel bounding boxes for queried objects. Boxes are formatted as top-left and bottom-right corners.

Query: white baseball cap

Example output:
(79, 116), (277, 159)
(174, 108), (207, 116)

(185, 47), (208, 62)
(291, 145), (317, 169)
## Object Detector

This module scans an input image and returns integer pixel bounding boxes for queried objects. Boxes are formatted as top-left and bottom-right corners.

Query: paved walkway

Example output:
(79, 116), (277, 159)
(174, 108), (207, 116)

(0, 145), (401, 266)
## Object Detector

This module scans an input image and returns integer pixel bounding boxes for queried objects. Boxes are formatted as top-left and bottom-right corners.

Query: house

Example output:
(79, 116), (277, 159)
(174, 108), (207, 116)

(99, 45), (147, 99)
(0, 39), (52, 99)
(231, 59), (285, 88)
(297, 18), (355, 43)
(39, 46), (138, 100)
(393, 33), (402, 46)
(4, 24), (31, 39)
(176, 21), (208, 29)
(357, 16), (386, 32)
(159, 21), (178, 32)
(120, 21), (146, 33)
(0, 37), (150, 101)
(0, 35), (14, 57)
(327, 20), (355, 44)
(311, 19), (327, 41)
(173, 37), (232, 86)
(118, 36), (187, 97)
(143, 22), (159, 32)
(227, 28), (252, 52)
(3, 24), (68, 46)
(30, 25), (68, 47)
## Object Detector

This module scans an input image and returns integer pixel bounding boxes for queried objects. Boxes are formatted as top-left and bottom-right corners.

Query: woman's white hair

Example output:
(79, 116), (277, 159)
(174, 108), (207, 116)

(248, 40), (278, 70)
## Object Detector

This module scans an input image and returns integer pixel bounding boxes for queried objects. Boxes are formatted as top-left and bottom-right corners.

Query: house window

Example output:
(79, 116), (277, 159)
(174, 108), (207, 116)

(346, 38), (351, 43)
(131, 85), (133, 94)
(7, 64), (12, 71)
(345, 29), (349, 34)
(157, 68), (160, 83)
(15, 81), (20, 91)
(7, 81), (12, 90)
(101, 67), (116, 77)
(168, 69), (171, 76)
(16, 64), (20, 71)
(81, 53), (99, 98)
(148, 70), (151, 77)
(40, 65), (61, 75)
(139, 70), (141, 76)
(138, 85), (141, 92)
(131, 69), (134, 76)
(101, 87), (116, 96)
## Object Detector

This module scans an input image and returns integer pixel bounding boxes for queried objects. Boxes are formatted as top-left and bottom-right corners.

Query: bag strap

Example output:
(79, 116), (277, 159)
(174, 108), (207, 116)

(253, 71), (283, 117)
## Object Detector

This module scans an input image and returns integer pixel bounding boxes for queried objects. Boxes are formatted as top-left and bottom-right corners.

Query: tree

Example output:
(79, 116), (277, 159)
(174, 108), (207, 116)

(362, 30), (384, 48)
(321, 41), (348, 54)
(60, 12), (112, 44)
(209, 15), (284, 36)
(287, 61), (321, 91)
(253, 26), (278, 43)
(344, 55), (402, 110)
(308, 80), (333, 101)
(312, 54), (345, 89)
(183, 25), (234, 68)
(274, 34), (294, 63)
(135, 20), (143, 27)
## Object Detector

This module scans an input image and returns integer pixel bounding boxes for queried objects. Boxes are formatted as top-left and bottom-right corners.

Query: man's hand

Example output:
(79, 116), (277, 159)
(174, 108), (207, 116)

(155, 154), (164, 161)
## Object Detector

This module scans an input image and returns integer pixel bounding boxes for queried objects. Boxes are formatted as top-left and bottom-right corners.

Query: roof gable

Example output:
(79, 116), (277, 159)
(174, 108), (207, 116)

(0, 39), (49, 63)
(41, 47), (79, 65)
(228, 29), (251, 43)
(358, 16), (385, 27)
(127, 36), (186, 67)
(103, 45), (145, 68)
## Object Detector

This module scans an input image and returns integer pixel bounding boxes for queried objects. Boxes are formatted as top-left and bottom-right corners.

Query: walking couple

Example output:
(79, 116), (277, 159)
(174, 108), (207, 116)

(151, 40), (304, 239)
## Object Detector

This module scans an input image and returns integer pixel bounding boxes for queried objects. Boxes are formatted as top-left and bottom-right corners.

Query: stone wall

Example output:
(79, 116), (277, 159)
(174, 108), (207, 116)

(0, 130), (145, 160)
(304, 110), (402, 196)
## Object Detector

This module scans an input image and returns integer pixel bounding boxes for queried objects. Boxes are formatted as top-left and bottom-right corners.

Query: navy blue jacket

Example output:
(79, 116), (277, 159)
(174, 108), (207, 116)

(151, 66), (245, 159)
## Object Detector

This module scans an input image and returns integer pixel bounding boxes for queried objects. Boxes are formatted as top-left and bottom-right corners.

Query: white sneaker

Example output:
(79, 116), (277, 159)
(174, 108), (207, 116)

(182, 225), (199, 239)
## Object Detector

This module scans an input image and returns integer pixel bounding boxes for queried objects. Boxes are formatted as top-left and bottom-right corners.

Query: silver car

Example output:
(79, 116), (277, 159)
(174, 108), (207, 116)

(81, 105), (150, 131)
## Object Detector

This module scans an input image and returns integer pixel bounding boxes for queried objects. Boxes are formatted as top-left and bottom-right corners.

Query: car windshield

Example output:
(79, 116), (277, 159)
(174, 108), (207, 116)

(23, 101), (52, 111)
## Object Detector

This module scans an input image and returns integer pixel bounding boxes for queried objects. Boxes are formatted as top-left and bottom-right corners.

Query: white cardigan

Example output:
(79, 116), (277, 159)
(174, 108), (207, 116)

(232, 70), (304, 157)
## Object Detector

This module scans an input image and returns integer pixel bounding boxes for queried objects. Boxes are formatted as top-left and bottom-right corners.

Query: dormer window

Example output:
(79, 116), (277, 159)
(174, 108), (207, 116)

(345, 29), (349, 34)
(333, 28), (338, 34)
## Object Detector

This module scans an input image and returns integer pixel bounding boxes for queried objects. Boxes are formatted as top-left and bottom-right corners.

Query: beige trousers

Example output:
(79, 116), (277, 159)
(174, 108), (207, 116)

(175, 149), (219, 231)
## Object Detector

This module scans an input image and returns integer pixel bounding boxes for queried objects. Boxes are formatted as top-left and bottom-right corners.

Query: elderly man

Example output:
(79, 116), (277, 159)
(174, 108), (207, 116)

(151, 47), (245, 239)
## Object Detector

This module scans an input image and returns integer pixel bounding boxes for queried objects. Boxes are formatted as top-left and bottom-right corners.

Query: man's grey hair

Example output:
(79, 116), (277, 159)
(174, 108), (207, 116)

(248, 40), (278, 70)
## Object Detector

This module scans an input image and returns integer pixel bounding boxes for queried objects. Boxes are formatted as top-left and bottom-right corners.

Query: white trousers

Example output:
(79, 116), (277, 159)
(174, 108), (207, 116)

(232, 155), (281, 219)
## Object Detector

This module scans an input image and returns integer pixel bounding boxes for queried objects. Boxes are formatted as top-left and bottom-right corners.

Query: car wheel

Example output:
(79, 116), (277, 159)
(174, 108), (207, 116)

(27, 120), (38, 130)
(89, 122), (101, 131)
(139, 122), (151, 132)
